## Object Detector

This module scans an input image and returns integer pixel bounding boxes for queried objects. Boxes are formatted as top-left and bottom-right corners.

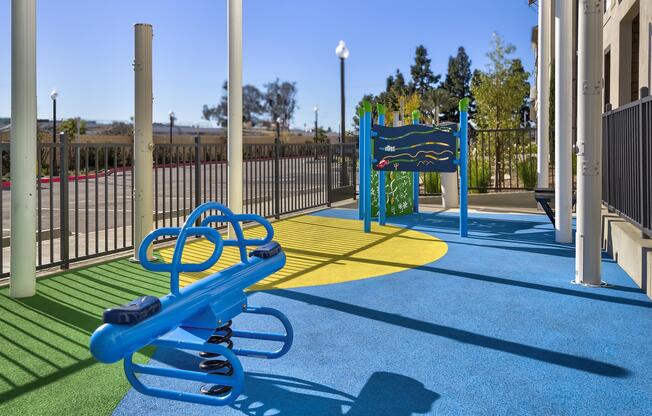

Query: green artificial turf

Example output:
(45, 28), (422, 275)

(0, 259), (168, 416)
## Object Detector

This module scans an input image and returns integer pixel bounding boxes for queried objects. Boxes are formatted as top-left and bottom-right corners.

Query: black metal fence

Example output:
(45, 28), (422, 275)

(420, 127), (540, 195)
(0, 138), (356, 278)
(602, 94), (651, 237)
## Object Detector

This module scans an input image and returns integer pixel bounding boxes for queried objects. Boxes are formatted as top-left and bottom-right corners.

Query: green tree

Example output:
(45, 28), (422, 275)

(422, 88), (457, 124)
(264, 78), (298, 128)
(409, 45), (441, 99)
(442, 46), (473, 120)
(203, 82), (266, 127)
(58, 118), (87, 139)
(471, 33), (530, 189)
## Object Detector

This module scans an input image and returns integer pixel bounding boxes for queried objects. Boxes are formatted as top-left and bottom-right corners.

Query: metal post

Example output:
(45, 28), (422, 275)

(412, 110), (420, 213)
(554, 0), (573, 243)
(339, 58), (349, 186)
(10, 0), (37, 298)
(59, 132), (69, 269)
(459, 98), (470, 237)
(363, 101), (372, 233)
(274, 122), (281, 217)
(52, 98), (58, 176)
(326, 142), (332, 207)
(377, 104), (386, 226)
(194, 135), (202, 225)
(575, 0), (604, 285)
(169, 115), (173, 144)
(228, 0), (243, 216)
(314, 106), (318, 144)
(358, 107), (365, 219)
(132, 23), (154, 262)
(537, 0), (551, 188)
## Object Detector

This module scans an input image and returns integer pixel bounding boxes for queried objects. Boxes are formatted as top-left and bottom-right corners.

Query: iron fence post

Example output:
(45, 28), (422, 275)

(352, 143), (357, 200)
(274, 134), (281, 219)
(194, 135), (201, 226)
(327, 144), (332, 206)
(59, 132), (69, 269)
(640, 88), (648, 238)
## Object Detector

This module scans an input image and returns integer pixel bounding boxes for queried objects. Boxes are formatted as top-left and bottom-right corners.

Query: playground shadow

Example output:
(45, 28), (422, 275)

(267, 289), (631, 379)
(153, 348), (438, 416)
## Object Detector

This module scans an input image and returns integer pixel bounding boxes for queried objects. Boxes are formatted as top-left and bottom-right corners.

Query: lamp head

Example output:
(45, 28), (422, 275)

(50, 89), (58, 101)
(335, 40), (349, 59)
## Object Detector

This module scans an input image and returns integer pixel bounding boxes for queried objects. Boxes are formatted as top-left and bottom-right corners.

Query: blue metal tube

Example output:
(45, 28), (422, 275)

(412, 115), (420, 213)
(363, 109), (372, 233)
(90, 253), (286, 364)
(459, 108), (469, 237)
(358, 111), (366, 220)
(378, 113), (386, 226)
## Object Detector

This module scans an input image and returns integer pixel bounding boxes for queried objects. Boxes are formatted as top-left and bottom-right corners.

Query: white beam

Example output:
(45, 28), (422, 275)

(537, 0), (551, 188)
(10, 0), (37, 298)
(228, 0), (243, 214)
(575, 0), (604, 285)
(554, 0), (573, 243)
(132, 24), (154, 261)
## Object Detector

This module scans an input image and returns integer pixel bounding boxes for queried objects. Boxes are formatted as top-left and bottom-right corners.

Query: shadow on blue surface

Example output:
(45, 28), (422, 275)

(153, 348), (438, 415)
(267, 289), (630, 378)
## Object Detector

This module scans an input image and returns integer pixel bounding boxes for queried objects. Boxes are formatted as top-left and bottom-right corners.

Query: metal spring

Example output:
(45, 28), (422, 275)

(199, 320), (234, 396)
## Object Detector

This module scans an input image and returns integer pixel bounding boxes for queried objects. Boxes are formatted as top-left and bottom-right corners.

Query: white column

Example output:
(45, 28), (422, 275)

(10, 0), (37, 298)
(575, 0), (603, 285)
(228, 0), (243, 214)
(537, 0), (551, 188)
(132, 24), (154, 261)
(437, 108), (458, 208)
(554, 0), (573, 243)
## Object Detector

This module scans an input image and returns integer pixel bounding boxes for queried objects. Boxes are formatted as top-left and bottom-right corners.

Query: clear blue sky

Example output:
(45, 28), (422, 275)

(0, 0), (538, 131)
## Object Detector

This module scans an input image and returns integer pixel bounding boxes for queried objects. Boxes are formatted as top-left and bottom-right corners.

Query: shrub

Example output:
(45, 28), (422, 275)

(517, 157), (537, 189)
(423, 172), (441, 194)
(469, 159), (491, 193)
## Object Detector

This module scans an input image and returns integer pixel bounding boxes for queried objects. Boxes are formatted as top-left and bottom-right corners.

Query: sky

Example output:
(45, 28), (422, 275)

(0, 0), (538, 131)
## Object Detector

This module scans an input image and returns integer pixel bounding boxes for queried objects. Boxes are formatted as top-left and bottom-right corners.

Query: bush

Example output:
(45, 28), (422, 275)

(469, 159), (491, 193)
(423, 172), (441, 194)
(517, 157), (537, 189)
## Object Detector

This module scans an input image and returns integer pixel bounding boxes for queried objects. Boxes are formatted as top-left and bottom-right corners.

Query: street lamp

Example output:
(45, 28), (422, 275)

(335, 40), (349, 186)
(50, 89), (59, 176)
(313, 106), (319, 144)
(168, 110), (175, 144)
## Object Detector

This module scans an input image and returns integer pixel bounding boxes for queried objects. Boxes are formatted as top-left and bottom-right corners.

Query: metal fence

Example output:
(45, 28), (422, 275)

(420, 127), (540, 195)
(0, 138), (356, 277)
(602, 94), (651, 237)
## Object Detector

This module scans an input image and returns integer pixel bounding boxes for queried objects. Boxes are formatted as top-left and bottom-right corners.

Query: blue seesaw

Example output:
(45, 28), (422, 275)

(89, 202), (293, 406)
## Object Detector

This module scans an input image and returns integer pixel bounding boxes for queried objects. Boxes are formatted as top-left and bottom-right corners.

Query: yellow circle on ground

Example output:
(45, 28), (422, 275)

(157, 215), (448, 290)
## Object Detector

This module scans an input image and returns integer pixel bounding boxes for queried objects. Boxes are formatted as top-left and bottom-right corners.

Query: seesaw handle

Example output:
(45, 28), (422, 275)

(201, 213), (274, 263)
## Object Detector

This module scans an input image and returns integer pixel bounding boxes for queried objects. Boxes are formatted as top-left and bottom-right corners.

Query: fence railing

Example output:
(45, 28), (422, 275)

(602, 94), (651, 238)
(420, 127), (540, 195)
(0, 138), (356, 278)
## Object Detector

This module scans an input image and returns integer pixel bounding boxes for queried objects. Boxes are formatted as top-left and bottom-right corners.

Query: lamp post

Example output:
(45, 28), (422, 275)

(50, 89), (58, 176)
(335, 40), (349, 186)
(313, 106), (319, 143)
(168, 110), (175, 144)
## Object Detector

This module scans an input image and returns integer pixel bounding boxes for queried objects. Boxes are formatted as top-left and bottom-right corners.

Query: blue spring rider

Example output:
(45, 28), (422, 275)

(89, 202), (293, 406)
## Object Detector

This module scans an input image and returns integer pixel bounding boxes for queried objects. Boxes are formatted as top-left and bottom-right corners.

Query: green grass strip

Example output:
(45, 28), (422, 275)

(0, 258), (168, 416)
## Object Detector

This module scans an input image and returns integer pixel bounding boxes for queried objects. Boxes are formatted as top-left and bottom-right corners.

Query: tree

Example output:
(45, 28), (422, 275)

(264, 78), (298, 128)
(203, 82), (265, 127)
(409, 45), (440, 98)
(422, 88), (457, 124)
(442, 46), (473, 120)
(471, 33), (530, 189)
(59, 118), (87, 139)
(104, 122), (133, 136)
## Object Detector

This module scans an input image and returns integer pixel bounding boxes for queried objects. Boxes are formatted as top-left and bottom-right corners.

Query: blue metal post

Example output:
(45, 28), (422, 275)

(363, 102), (372, 233)
(411, 110), (420, 213)
(377, 104), (386, 226)
(358, 107), (365, 220)
(459, 99), (469, 237)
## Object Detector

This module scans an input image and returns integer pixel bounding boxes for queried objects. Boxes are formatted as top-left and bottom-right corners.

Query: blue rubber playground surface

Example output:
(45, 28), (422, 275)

(113, 208), (652, 416)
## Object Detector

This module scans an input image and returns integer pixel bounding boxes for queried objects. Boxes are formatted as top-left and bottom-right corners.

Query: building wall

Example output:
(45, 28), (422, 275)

(603, 0), (652, 108)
